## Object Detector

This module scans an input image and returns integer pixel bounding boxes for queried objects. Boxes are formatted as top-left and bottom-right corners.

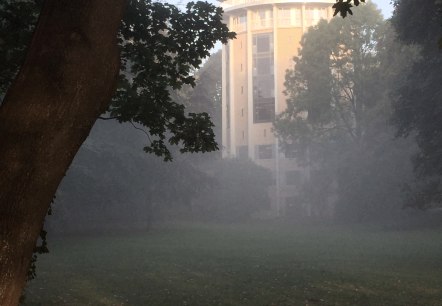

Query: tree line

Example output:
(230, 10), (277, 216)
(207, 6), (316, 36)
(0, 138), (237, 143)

(1, 0), (442, 304)
(275, 1), (442, 221)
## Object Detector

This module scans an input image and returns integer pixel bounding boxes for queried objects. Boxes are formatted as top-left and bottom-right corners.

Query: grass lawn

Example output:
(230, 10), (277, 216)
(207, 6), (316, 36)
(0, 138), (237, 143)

(23, 222), (442, 305)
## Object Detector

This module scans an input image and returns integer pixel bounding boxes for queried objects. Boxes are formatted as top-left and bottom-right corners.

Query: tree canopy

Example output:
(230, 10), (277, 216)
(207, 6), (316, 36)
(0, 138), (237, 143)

(113, 1), (234, 160)
(0, 1), (234, 303)
(274, 3), (418, 221)
(390, 0), (442, 209)
(0, 0), (235, 160)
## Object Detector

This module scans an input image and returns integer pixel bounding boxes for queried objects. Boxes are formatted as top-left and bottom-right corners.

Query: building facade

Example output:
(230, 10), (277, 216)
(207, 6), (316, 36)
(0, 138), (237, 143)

(220, 0), (334, 216)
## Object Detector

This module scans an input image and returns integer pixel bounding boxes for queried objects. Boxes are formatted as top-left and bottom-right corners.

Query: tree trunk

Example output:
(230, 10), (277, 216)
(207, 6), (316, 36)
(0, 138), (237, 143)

(0, 1), (125, 304)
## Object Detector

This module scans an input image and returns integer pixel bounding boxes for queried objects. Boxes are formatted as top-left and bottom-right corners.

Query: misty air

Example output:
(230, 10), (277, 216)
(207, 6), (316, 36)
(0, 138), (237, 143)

(0, 0), (441, 305)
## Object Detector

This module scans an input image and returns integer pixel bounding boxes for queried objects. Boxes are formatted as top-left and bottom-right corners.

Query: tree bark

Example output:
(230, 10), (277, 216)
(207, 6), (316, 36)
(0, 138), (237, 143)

(0, 1), (125, 304)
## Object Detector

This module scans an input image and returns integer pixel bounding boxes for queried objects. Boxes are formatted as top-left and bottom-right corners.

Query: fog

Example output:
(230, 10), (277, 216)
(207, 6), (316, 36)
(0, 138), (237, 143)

(2, 0), (442, 305)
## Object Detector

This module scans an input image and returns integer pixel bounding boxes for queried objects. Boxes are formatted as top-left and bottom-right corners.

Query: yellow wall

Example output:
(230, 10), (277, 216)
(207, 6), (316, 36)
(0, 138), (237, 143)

(232, 33), (248, 147)
(224, 2), (333, 156)
(275, 27), (303, 113)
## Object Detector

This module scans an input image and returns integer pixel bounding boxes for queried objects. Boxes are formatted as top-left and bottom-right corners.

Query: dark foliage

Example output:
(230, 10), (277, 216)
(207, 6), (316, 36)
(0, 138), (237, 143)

(191, 159), (272, 222)
(0, 0), (42, 96)
(391, 0), (442, 209)
(112, 1), (234, 160)
(275, 4), (417, 221)
(0, 0), (235, 161)
(0, 0), (234, 285)
(333, 0), (366, 18)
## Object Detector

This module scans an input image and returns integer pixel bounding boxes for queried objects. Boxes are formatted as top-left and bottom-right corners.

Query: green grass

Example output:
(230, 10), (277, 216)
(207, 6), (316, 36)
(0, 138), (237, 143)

(24, 222), (442, 305)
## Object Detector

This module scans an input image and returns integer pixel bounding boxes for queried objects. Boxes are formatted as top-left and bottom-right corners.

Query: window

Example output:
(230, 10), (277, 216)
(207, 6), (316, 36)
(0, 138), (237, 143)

(253, 97), (275, 122)
(293, 8), (302, 27)
(252, 9), (272, 29)
(278, 8), (302, 27)
(226, 104), (230, 128)
(233, 14), (247, 25)
(225, 47), (230, 129)
(232, 14), (247, 32)
(285, 196), (298, 207)
(253, 33), (275, 123)
(258, 35), (269, 52)
(305, 8), (314, 26)
(253, 33), (273, 53)
(286, 170), (303, 185)
(278, 8), (291, 26)
(284, 144), (296, 159)
(255, 57), (273, 75)
(305, 7), (327, 27)
(256, 9), (266, 27)
(237, 145), (248, 160)
(255, 144), (274, 159)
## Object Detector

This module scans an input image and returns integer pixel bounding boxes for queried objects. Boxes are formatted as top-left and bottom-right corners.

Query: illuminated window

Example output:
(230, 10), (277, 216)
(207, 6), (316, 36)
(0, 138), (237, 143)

(305, 7), (328, 27)
(232, 14), (247, 32)
(252, 9), (272, 29)
(252, 33), (275, 123)
(278, 8), (291, 26)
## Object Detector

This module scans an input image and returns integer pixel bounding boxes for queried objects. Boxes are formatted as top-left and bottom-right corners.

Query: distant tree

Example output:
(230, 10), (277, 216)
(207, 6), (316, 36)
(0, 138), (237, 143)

(186, 51), (223, 144)
(192, 159), (272, 222)
(275, 4), (417, 221)
(391, 0), (442, 209)
(0, 0), (233, 303)
(276, 3), (384, 152)
(172, 50), (223, 149)
(49, 120), (212, 233)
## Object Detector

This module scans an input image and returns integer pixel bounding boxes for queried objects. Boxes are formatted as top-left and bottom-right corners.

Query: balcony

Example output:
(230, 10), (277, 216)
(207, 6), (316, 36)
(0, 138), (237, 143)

(221, 0), (277, 12)
(221, 0), (335, 12)
(231, 22), (247, 33)
(251, 18), (273, 30)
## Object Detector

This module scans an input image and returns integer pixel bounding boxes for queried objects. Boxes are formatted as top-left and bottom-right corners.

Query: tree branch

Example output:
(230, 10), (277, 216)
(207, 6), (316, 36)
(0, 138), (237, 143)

(97, 116), (120, 120)
(128, 120), (152, 144)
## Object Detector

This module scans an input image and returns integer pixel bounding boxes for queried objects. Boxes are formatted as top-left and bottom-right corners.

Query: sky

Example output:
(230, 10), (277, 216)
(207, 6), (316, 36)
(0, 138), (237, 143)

(178, 1), (394, 19)
(370, 0), (394, 18)
(205, 0), (394, 53)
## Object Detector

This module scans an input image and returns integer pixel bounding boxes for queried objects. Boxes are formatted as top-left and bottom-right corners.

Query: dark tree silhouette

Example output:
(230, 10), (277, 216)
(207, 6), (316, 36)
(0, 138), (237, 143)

(0, 1), (233, 304)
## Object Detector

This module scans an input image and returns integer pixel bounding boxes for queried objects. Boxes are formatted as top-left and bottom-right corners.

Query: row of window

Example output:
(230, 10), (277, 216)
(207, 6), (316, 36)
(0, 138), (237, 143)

(252, 33), (274, 123)
(236, 144), (295, 160)
(236, 144), (274, 160)
(231, 7), (328, 31)
(237, 144), (304, 185)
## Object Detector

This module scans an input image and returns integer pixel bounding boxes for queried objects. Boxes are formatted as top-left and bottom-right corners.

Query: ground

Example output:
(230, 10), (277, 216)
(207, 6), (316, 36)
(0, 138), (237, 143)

(23, 222), (442, 305)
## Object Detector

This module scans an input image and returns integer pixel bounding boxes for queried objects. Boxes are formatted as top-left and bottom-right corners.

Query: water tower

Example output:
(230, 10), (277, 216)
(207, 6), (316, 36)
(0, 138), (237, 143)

(220, 0), (334, 216)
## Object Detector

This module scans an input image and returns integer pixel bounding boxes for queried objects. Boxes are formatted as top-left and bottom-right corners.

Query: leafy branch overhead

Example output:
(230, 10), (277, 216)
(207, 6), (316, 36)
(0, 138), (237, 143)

(333, 0), (365, 18)
(111, 1), (235, 161)
(0, 0), (236, 162)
